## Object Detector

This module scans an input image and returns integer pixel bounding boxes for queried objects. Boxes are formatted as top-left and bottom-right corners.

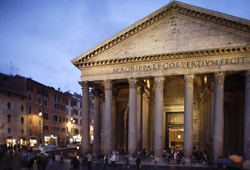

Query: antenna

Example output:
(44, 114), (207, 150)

(10, 61), (12, 75)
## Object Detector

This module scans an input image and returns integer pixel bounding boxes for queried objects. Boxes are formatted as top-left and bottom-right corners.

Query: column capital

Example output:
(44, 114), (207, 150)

(214, 72), (225, 84)
(184, 74), (194, 85)
(79, 81), (89, 89)
(245, 70), (250, 83)
(129, 78), (137, 88)
(154, 77), (165, 87)
(104, 80), (113, 90)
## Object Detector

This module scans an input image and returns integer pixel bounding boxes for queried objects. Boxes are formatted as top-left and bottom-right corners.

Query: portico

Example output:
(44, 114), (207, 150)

(72, 1), (250, 166)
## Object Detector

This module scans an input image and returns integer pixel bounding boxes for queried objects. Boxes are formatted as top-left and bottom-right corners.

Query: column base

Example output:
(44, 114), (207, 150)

(183, 157), (192, 165)
(243, 160), (250, 169)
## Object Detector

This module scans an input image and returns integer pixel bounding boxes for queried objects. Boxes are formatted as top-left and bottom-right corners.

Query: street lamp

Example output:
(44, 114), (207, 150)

(39, 112), (43, 117)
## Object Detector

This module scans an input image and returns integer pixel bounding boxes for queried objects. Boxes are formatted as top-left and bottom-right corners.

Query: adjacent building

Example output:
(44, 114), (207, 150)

(0, 73), (89, 147)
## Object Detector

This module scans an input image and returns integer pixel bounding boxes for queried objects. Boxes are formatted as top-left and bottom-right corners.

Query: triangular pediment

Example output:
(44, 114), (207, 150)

(72, 1), (250, 67)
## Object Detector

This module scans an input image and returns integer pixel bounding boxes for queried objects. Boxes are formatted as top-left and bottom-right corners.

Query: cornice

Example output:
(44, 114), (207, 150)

(72, 2), (250, 66)
(74, 46), (250, 68)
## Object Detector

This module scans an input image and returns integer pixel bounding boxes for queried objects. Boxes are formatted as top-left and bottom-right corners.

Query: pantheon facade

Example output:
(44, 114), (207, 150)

(72, 1), (250, 165)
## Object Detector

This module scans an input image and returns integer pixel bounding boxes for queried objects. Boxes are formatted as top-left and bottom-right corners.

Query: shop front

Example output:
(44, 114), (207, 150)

(44, 135), (57, 146)
(6, 136), (16, 147)
(29, 137), (37, 147)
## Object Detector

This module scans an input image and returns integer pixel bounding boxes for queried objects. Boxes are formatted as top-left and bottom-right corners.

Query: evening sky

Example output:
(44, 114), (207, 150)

(0, 0), (249, 94)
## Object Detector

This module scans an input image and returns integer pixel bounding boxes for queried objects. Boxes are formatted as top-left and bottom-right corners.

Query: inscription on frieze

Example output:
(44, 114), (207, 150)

(113, 57), (246, 74)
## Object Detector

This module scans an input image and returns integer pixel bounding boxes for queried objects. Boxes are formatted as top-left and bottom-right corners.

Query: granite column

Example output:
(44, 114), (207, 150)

(80, 81), (90, 154)
(128, 78), (137, 155)
(154, 77), (165, 156)
(213, 72), (225, 158)
(184, 75), (194, 163)
(103, 80), (113, 154)
(93, 89), (101, 153)
(244, 71), (250, 166)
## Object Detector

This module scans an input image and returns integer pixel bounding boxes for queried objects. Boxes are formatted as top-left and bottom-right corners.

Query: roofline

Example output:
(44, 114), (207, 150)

(71, 1), (250, 66)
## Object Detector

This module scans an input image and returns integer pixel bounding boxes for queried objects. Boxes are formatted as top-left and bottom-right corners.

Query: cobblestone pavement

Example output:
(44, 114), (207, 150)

(0, 151), (240, 170)
(0, 157), (225, 170)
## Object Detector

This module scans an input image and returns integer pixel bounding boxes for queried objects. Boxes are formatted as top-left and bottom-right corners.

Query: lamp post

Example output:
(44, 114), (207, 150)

(39, 112), (43, 145)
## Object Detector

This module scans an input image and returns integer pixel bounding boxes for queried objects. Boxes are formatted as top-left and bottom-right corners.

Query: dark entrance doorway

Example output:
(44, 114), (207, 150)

(166, 112), (184, 149)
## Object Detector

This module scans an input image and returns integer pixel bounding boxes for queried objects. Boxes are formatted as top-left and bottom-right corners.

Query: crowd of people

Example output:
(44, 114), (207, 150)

(0, 143), (243, 170)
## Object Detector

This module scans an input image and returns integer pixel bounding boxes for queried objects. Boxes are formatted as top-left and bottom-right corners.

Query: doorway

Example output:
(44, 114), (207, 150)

(166, 112), (184, 149)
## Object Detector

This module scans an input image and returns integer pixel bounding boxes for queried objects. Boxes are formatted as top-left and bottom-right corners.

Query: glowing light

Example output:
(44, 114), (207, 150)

(39, 112), (42, 117)
(204, 76), (207, 84)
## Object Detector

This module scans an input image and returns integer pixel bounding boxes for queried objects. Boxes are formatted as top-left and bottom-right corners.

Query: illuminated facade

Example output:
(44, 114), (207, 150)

(0, 74), (86, 147)
(72, 1), (250, 166)
(0, 74), (27, 147)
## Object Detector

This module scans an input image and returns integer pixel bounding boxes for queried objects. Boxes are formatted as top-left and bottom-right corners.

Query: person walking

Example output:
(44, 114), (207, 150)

(103, 154), (109, 170)
(123, 153), (130, 169)
(87, 153), (93, 170)
(154, 155), (159, 169)
(136, 152), (141, 169)
(72, 155), (80, 170)
(110, 151), (117, 169)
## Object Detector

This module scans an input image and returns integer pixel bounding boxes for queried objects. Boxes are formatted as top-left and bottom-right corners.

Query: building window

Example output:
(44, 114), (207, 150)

(75, 118), (78, 125)
(39, 120), (42, 126)
(54, 94), (57, 101)
(28, 94), (32, 101)
(53, 126), (56, 132)
(38, 98), (41, 104)
(7, 115), (11, 122)
(8, 128), (11, 133)
(63, 117), (65, 122)
(21, 105), (24, 112)
(21, 117), (24, 123)
(43, 113), (49, 120)
(29, 119), (32, 125)
(66, 118), (68, 123)
(80, 120), (82, 125)
(57, 127), (60, 132)
(7, 102), (11, 109)
(44, 125), (49, 132)
(62, 128), (66, 133)
(29, 106), (32, 114)
(74, 129), (79, 134)
(21, 129), (24, 134)
(29, 129), (32, 135)
(39, 129), (41, 137)
(44, 99), (47, 106)
(54, 103), (56, 109)
(37, 87), (41, 94)
(53, 115), (59, 122)
(27, 83), (33, 91)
